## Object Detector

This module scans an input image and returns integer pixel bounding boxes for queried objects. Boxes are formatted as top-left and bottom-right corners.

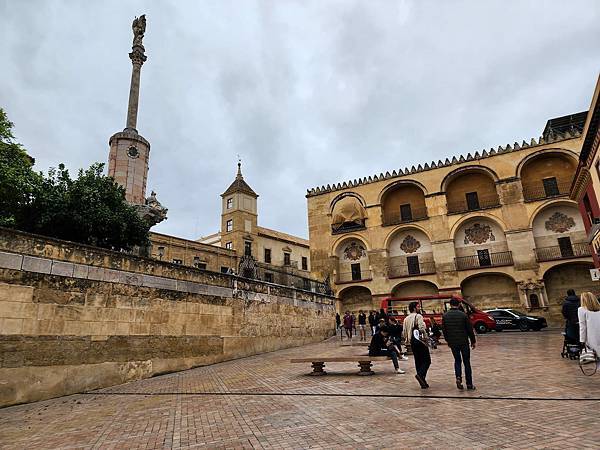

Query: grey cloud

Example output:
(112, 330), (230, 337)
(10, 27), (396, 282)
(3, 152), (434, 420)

(1, 0), (599, 240)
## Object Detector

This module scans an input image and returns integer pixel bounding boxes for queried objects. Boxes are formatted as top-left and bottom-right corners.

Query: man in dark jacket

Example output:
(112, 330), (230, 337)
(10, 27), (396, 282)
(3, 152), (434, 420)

(369, 326), (405, 374)
(368, 311), (377, 335)
(442, 299), (476, 390)
(562, 289), (580, 344)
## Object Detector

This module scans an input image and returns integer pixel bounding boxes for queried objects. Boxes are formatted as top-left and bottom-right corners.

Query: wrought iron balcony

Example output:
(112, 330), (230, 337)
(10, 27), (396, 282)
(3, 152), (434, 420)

(455, 251), (513, 270)
(522, 180), (572, 202)
(382, 206), (428, 226)
(336, 269), (372, 284)
(535, 243), (591, 262)
(447, 194), (501, 214)
(388, 259), (436, 278)
(331, 220), (367, 235)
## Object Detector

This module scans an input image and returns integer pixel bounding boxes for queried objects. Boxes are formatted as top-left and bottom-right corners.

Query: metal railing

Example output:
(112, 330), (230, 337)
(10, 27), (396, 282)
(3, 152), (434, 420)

(331, 220), (367, 235)
(382, 206), (428, 226)
(455, 251), (513, 270)
(522, 180), (572, 202)
(535, 242), (592, 262)
(336, 269), (372, 283)
(447, 194), (500, 214)
(388, 259), (436, 278)
(237, 256), (333, 295)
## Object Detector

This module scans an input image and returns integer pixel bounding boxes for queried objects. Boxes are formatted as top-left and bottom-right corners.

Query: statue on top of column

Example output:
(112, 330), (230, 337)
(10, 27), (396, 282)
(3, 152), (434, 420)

(132, 15), (146, 46)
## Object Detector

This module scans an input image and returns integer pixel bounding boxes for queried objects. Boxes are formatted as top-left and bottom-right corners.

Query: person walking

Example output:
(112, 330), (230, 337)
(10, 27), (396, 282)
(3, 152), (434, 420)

(578, 292), (600, 356)
(342, 311), (354, 340)
(368, 310), (377, 336)
(335, 312), (341, 331)
(358, 310), (367, 341)
(402, 302), (431, 388)
(369, 325), (405, 374)
(442, 298), (477, 390)
(562, 289), (581, 345)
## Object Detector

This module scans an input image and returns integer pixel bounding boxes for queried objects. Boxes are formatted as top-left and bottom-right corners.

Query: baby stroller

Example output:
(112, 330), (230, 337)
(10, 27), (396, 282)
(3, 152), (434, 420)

(561, 331), (581, 360)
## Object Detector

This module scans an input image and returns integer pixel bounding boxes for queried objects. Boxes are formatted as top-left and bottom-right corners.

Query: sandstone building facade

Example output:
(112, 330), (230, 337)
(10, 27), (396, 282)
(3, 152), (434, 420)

(307, 114), (598, 324)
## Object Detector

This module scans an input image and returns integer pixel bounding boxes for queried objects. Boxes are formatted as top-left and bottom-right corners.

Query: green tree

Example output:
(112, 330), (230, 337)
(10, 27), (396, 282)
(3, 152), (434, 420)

(0, 108), (149, 251)
(0, 108), (41, 227)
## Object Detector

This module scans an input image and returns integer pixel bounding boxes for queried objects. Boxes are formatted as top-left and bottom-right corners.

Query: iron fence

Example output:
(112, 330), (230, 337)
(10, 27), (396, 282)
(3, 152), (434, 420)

(336, 269), (373, 283)
(535, 242), (591, 262)
(447, 194), (500, 214)
(455, 251), (513, 270)
(388, 259), (436, 278)
(522, 180), (572, 202)
(237, 256), (333, 295)
(382, 206), (428, 226)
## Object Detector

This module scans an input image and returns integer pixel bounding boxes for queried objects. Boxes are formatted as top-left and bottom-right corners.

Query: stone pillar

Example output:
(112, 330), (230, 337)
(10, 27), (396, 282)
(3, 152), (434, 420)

(126, 45), (146, 132)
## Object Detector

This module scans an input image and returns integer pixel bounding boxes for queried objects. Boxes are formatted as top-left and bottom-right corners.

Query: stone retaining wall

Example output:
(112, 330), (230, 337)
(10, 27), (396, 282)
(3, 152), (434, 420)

(0, 228), (334, 407)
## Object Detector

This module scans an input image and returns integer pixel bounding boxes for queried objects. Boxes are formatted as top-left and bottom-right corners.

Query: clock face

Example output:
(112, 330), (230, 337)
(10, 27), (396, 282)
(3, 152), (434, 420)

(127, 146), (139, 158)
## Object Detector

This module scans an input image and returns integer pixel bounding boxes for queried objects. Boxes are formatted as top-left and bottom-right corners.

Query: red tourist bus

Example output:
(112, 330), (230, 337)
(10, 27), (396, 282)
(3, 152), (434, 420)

(380, 294), (497, 334)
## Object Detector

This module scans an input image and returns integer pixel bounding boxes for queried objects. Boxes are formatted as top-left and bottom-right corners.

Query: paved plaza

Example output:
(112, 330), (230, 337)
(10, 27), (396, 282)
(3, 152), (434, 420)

(1, 330), (599, 449)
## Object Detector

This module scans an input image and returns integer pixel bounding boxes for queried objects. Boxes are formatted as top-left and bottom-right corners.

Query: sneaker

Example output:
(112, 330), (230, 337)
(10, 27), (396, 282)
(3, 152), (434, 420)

(456, 377), (464, 390)
(395, 368), (405, 374)
(467, 385), (476, 391)
(400, 354), (409, 361)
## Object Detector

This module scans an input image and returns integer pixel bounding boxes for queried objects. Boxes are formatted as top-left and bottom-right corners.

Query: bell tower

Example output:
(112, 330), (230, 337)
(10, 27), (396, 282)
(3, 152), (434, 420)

(220, 162), (259, 257)
(108, 15), (151, 205)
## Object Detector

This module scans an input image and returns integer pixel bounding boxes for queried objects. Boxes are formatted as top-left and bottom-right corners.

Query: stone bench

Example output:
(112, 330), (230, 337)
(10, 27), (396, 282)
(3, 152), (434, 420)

(290, 356), (389, 376)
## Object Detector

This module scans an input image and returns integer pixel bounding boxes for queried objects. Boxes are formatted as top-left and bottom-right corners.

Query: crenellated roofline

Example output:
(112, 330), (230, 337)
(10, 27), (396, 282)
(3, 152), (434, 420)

(305, 130), (582, 198)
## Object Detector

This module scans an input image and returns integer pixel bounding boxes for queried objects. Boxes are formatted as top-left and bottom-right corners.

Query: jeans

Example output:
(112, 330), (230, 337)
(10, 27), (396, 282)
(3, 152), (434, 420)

(450, 344), (473, 386)
(379, 348), (399, 370)
(411, 337), (431, 380)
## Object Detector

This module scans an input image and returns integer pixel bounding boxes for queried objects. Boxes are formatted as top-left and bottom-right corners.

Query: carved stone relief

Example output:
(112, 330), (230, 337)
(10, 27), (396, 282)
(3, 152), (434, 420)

(545, 212), (575, 233)
(343, 242), (366, 261)
(400, 235), (421, 254)
(464, 223), (496, 245)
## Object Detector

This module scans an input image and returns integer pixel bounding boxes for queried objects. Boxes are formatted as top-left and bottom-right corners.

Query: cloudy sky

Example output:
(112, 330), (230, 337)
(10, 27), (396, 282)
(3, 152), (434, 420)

(1, 1), (599, 240)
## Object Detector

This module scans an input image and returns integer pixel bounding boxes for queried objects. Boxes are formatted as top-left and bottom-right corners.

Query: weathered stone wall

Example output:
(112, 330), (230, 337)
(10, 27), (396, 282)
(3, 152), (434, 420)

(0, 228), (334, 408)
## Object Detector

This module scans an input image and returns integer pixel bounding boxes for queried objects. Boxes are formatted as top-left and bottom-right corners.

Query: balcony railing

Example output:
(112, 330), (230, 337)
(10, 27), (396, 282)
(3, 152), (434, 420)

(455, 251), (513, 270)
(535, 243), (592, 262)
(382, 206), (428, 226)
(522, 180), (572, 202)
(336, 269), (372, 283)
(447, 194), (500, 214)
(331, 220), (366, 235)
(388, 259), (436, 278)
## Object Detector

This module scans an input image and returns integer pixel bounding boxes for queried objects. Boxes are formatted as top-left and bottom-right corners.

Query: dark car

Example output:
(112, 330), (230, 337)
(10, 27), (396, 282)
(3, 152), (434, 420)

(484, 308), (547, 331)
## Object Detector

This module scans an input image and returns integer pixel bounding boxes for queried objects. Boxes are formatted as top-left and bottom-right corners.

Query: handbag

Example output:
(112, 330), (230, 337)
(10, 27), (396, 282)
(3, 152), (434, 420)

(580, 347), (597, 364)
(579, 346), (598, 376)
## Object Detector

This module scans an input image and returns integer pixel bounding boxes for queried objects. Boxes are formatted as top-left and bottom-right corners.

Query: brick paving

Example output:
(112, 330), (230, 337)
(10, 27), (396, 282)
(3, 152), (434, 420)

(1, 330), (599, 449)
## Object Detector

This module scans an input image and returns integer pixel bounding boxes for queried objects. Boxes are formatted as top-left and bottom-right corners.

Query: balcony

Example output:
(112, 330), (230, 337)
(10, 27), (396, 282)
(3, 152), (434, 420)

(535, 242), (592, 262)
(382, 206), (428, 226)
(522, 180), (572, 202)
(388, 259), (436, 278)
(455, 251), (513, 271)
(447, 194), (500, 214)
(336, 269), (372, 284)
(331, 220), (366, 235)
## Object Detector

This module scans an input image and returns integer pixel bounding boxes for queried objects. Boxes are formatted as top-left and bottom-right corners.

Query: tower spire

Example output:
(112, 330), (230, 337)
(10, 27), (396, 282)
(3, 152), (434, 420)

(237, 157), (243, 179)
(125, 14), (147, 132)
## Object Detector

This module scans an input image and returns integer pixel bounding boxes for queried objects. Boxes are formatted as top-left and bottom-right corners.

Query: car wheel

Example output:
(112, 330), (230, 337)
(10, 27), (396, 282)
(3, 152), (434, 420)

(518, 320), (529, 332)
(475, 322), (488, 334)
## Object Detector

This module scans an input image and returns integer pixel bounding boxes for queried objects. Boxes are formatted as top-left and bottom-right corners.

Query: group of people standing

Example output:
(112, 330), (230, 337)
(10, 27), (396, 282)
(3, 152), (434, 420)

(337, 300), (477, 389)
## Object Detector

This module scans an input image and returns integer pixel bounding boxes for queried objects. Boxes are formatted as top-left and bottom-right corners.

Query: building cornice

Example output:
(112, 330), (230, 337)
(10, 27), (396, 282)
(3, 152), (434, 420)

(306, 132), (581, 198)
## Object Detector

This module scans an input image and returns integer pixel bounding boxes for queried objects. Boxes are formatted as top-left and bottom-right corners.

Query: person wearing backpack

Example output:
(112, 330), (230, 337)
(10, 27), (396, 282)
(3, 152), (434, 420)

(442, 298), (477, 390)
(402, 301), (430, 389)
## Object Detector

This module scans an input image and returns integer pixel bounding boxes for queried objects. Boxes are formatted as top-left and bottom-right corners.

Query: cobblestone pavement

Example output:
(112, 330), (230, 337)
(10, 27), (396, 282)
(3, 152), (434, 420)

(1, 330), (599, 449)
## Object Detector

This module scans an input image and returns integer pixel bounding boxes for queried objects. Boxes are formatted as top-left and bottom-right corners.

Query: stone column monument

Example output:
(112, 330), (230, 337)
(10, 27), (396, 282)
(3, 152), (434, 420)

(108, 15), (167, 227)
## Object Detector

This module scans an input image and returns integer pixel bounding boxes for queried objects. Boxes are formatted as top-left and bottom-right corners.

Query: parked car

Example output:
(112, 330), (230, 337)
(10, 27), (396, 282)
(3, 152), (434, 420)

(484, 308), (547, 331)
(381, 294), (497, 334)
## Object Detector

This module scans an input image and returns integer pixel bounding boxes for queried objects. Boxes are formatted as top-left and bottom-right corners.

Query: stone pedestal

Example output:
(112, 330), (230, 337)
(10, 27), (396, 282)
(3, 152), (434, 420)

(108, 130), (150, 205)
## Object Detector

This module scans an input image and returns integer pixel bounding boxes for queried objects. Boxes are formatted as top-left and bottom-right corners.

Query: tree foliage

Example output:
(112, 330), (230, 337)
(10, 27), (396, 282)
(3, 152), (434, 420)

(0, 108), (149, 251)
